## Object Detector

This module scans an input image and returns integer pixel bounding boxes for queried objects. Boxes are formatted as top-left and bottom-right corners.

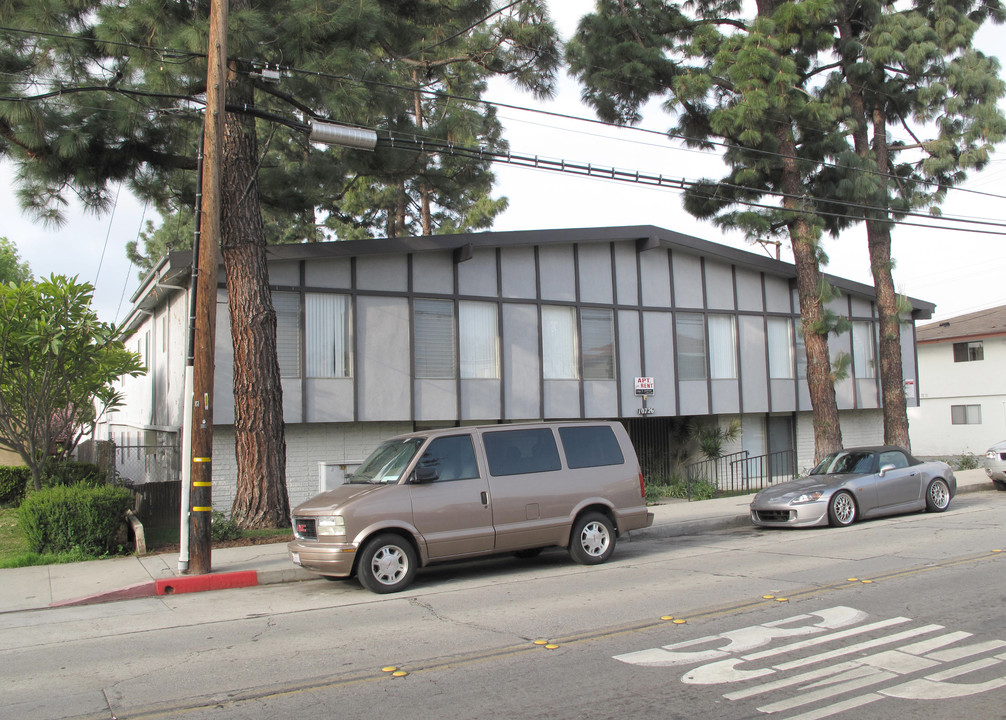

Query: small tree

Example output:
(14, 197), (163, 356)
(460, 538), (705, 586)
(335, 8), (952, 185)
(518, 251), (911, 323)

(0, 275), (145, 490)
(0, 237), (32, 285)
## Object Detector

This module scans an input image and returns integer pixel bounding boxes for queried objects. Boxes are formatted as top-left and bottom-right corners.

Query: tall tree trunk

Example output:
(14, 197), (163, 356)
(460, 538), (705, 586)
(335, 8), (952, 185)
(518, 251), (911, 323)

(778, 129), (843, 461)
(220, 53), (290, 528)
(837, 7), (911, 450)
(867, 107), (910, 450)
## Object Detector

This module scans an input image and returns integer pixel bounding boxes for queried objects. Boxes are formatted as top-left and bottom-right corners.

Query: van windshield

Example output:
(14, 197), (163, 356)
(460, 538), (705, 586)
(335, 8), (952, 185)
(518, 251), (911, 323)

(350, 438), (425, 484)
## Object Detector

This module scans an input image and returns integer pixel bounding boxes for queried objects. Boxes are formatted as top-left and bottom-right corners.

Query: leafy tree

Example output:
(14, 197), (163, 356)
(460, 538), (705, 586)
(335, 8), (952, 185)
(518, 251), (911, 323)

(0, 275), (144, 491)
(1, 1), (559, 525)
(0, 237), (32, 285)
(568, 0), (849, 460)
(819, 0), (1006, 449)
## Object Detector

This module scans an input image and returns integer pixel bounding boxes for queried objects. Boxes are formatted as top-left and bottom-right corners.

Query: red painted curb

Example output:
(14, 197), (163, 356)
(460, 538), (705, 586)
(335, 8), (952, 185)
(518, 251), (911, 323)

(155, 570), (259, 596)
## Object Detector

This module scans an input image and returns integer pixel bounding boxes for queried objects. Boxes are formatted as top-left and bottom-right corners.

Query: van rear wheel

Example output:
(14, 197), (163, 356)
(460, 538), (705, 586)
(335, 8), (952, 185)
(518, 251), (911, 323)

(569, 512), (615, 565)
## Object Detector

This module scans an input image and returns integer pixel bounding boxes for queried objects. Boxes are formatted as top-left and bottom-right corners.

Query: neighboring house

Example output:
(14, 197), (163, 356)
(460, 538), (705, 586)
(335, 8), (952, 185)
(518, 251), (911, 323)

(95, 225), (934, 510)
(908, 305), (1006, 456)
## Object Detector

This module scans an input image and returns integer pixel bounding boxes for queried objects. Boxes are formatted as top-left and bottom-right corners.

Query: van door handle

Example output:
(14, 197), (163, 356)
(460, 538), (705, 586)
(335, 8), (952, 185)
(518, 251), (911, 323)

(480, 491), (489, 506)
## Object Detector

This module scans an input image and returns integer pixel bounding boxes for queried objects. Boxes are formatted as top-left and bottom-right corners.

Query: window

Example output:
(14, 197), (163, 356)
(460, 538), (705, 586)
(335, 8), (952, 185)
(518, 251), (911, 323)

(459, 301), (499, 379)
(953, 341), (983, 363)
(273, 292), (300, 378)
(767, 317), (794, 379)
(542, 306), (578, 379)
(305, 293), (350, 377)
(708, 315), (737, 379)
(951, 404), (982, 425)
(483, 428), (562, 476)
(676, 313), (706, 380)
(582, 308), (615, 380)
(559, 426), (624, 468)
(878, 450), (910, 470)
(415, 299), (455, 378)
(852, 321), (877, 379)
(417, 435), (480, 481)
(795, 326), (808, 380)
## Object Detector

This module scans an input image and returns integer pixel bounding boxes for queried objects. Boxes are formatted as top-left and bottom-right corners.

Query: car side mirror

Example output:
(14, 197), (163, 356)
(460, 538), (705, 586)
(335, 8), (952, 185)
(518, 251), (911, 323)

(878, 463), (896, 477)
(413, 466), (439, 483)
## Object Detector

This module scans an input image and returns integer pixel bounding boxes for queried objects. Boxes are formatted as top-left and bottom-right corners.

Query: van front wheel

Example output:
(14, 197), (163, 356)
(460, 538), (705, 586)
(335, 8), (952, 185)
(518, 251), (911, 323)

(357, 534), (417, 594)
(569, 512), (615, 565)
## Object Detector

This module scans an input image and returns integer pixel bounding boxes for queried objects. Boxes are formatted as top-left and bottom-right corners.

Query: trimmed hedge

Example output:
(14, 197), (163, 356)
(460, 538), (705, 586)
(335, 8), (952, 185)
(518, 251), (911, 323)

(0, 466), (31, 505)
(43, 461), (107, 488)
(18, 484), (132, 555)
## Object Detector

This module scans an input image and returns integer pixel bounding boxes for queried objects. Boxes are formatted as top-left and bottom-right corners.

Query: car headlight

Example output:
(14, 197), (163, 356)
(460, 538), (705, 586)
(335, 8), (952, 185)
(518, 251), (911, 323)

(317, 516), (346, 537)
(790, 491), (823, 505)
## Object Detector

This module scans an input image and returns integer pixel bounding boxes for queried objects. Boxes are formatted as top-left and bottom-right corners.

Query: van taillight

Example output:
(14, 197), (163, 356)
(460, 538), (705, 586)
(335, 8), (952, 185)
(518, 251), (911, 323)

(639, 472), (645, 498)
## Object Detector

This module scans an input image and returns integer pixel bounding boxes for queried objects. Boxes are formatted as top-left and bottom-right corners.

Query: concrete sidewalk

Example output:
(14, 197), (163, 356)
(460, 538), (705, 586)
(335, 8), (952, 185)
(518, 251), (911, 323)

(0, 469), (995, 613)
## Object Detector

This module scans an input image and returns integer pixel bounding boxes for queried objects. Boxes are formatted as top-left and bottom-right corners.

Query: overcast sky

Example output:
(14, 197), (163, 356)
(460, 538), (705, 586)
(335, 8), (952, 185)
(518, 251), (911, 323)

(3, 2), (1004, 326)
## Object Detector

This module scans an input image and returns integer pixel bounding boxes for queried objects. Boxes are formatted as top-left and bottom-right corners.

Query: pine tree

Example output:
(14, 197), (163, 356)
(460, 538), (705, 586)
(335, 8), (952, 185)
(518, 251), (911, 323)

(568, 0), (848, 460)
(1, 0), (559, 525)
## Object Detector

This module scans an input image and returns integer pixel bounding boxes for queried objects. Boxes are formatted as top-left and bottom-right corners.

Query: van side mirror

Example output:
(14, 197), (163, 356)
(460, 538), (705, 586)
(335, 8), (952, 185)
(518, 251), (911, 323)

(413, 466), (439, 483)
(878, 463), (896, 477)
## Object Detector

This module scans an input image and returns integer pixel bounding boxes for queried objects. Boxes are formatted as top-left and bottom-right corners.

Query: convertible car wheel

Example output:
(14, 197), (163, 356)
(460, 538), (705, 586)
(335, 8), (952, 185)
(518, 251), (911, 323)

(828, 491), (857, 527)
(925, 478), (951, 512)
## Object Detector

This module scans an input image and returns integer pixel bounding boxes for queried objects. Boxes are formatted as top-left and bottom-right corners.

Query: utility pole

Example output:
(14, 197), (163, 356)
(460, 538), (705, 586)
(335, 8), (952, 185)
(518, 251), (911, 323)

(188, 0), (228, 575)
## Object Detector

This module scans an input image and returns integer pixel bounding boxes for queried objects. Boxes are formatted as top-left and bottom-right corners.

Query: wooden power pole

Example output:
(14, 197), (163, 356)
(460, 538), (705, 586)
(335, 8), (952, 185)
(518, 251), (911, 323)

(188, 0), (228, 575)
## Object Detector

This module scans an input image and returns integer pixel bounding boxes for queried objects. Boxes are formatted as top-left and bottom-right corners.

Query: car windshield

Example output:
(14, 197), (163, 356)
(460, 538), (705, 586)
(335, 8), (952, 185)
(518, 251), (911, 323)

(810, 451), (875, 475)
(350, 438), (425, 484)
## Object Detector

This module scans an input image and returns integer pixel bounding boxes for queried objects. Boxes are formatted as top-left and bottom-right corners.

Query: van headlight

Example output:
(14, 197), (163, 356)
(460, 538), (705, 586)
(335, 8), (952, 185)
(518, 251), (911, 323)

(317, 516), (346, 537)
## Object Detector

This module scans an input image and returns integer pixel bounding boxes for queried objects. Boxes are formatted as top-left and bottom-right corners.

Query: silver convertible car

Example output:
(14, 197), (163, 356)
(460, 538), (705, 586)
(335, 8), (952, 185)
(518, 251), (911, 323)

(750, 446), (956, 528)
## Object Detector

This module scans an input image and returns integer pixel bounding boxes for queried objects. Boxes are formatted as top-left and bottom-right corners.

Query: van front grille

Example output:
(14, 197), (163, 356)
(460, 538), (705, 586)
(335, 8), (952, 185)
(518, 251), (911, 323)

(294, 517), (317, 540)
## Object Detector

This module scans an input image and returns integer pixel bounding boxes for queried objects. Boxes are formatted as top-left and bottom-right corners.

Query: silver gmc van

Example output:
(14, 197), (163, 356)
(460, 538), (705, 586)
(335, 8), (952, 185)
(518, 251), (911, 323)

(288, 421), (653, 593)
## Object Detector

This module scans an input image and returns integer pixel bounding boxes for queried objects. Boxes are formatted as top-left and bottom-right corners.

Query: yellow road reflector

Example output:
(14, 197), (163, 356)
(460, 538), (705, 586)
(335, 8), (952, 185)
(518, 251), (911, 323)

(762, 595), (775, 600)
(381, 667), (397, 673)
(392, 670), (408, 677)
(847, 578), (859, 582)
(545, 644), (559, 650)
(661, 615), (675, 621)
(861, 579), (874, 584)
(673, 619), (687, 624)
(533, 639), (549, 646)
(776, 598), (788, 602)
(993, 549), (1003, 553)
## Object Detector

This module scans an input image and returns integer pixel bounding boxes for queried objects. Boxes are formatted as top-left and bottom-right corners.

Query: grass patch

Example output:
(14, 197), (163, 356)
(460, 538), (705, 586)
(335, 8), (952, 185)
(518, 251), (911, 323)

(0, 506), (107, 568)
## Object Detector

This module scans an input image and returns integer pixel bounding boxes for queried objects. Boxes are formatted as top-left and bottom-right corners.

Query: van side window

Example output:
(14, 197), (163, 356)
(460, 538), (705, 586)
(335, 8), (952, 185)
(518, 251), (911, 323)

(418, 435), (480, 482)
(483, 428), (561, 476)
(559, 425), (625, 469)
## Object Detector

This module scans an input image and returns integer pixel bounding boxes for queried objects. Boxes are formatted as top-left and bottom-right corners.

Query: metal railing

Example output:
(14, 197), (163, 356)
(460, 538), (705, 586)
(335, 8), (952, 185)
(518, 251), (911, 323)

(728, 449), (797, 492)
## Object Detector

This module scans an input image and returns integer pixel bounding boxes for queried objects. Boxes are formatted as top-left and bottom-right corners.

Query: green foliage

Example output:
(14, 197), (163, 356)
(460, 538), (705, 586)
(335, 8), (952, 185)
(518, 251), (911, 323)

(646, 474), (719, 502)
(0, 466), (31, 505)
(41, 461), (106, 489)
(0, 238), (32, 285)
(210, 511), (242, 542)
(0, 275), (145, 490)
(17, 484), (132, 555)
(955, 453), (980, 471)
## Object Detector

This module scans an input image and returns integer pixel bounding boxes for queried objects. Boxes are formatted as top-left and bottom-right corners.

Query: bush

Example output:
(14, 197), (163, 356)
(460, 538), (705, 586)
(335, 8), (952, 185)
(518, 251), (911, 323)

(18, 484), (131, 555)
(0, 466), (31, 505)
(955, 453), (980, 471)
(42, 461), (107, 488)
(210, 511), (242, 542)
(645, 474), (719, 502)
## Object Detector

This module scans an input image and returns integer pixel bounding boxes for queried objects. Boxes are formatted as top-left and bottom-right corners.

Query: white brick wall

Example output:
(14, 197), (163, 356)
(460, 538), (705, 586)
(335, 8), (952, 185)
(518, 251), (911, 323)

(795, 409), (884, 472)
(211, 421), (413, 513)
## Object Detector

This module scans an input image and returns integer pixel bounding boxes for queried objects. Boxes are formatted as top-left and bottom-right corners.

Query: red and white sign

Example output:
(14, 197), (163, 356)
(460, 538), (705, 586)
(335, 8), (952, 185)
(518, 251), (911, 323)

(634, 377), (654, 396)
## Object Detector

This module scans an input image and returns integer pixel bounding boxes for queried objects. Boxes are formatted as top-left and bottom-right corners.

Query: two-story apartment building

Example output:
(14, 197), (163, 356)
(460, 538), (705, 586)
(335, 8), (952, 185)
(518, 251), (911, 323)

(908, 305), (1006, 456)
(97, 225), (934, 510)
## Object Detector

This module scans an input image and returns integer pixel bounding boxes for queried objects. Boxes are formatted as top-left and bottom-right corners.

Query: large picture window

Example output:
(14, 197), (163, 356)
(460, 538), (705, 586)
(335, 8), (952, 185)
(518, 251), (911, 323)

(852, 321), (877, 379)
(415, 299), (455, 379)
(676, 313), (706, 380)
(767, 317), (794, 379)
(305, 293), (350, 378)
(542, 306), (578, 379)
(708, 314), (737, 379)
(459, 301), (499, 379)
(273, 291), (300, 378)
(581, 308), (615, 380)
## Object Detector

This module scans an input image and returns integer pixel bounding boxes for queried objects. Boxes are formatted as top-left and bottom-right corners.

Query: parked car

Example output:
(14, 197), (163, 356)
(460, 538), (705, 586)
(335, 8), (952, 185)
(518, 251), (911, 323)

(288, 421), (653, 593)
(981, 440), (1006, 491)
(750, 446), (956, 528)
